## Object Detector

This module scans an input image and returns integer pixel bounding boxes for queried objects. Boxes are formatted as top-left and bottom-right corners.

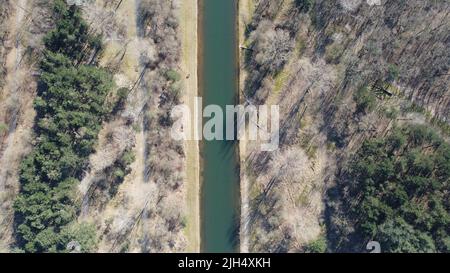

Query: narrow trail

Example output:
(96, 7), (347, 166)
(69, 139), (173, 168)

(133, 0), (148, 186)
(179, 0), (200, 252)
(238, 0), (254, 254)
(0, 0), (29, 251)
(0, 0), (28, 191)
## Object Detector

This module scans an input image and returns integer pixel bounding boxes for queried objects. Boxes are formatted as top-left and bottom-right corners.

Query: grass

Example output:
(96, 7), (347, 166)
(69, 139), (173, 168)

(326, 141), (336, 152)
(299, 130), (318, 160)
(296, 187), (310, 207)
(273, 69), (290, 94)
(244, 0), (255, 20)
(306, 145), (318, 160)
(325, 42), (344, 64)
(0, 122), (7, 135)
(295, 35), (307, 57)
(101, 41), (140, 81)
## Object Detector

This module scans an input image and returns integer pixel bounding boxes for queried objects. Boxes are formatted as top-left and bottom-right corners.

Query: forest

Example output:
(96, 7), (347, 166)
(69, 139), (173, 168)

(328, 125), (450, 252)
(239, 0), (449, 253)
(13, 0), (114, 252)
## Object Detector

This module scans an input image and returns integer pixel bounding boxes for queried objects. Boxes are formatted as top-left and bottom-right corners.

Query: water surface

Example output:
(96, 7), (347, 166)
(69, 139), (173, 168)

(200, 0), (240, 253)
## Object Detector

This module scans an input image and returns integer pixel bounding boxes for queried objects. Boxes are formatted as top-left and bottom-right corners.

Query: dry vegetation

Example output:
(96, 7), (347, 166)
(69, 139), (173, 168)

(137, 0), (187, 252)
(0, 2), (12, 92)
(77, 0), (187, 253)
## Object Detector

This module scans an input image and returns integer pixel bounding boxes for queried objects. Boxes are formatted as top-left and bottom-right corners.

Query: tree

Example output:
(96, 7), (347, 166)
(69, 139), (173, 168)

(304, 236), (327, 253)
(14, 0), (113, 252)
(59, 223), (98, 253)
(378, 218), (436, 253)
(295, 0), (315, 12)
(252, 21), (295, 74)
(333, 125), (450, 252)
(44, 1), (101, 63)
(354, 85), (376, 114)
(387, 64), (399, 83)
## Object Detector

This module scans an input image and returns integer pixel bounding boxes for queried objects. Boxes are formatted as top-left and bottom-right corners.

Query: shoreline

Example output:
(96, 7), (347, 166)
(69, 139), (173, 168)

(197, 0), (205, 252)
(235, 0), (243, 254)
(180, 0), (200, 253)
(238, 0), (253, 254)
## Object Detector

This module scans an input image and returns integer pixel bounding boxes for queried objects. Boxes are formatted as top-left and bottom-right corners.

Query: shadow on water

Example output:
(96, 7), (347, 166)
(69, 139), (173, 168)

(228, 212), (241, 250)
(200, 0), (239, 253)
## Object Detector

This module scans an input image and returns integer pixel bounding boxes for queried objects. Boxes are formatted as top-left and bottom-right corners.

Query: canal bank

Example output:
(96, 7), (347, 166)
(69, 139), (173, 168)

(199, 0), (240, 253)
(180, 0), (200, 252)
(238, 0), (253, 254)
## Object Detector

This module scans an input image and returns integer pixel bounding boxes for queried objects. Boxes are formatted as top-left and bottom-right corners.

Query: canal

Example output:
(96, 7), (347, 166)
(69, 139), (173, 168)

(200, 0), (240, 253)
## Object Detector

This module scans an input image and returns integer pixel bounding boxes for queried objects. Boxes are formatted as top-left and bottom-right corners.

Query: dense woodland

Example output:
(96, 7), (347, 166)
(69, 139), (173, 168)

(329, 125), (450, 252)
(13, 1), (115, 252)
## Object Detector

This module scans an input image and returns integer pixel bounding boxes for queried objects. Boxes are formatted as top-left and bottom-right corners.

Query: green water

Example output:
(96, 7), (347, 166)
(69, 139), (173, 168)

(200, 0), (240, 253)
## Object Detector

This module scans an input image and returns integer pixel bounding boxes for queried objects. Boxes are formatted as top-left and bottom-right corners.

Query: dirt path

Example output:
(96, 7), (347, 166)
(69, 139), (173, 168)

(0, 0), (27, 191)
(179, 0), (200, 253)
(0, 0), (32, 251)
(238, 0), (254, 254)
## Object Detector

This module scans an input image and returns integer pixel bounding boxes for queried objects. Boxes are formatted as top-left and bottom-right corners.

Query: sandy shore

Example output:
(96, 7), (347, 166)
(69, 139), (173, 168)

(180, 0), (200, 253)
